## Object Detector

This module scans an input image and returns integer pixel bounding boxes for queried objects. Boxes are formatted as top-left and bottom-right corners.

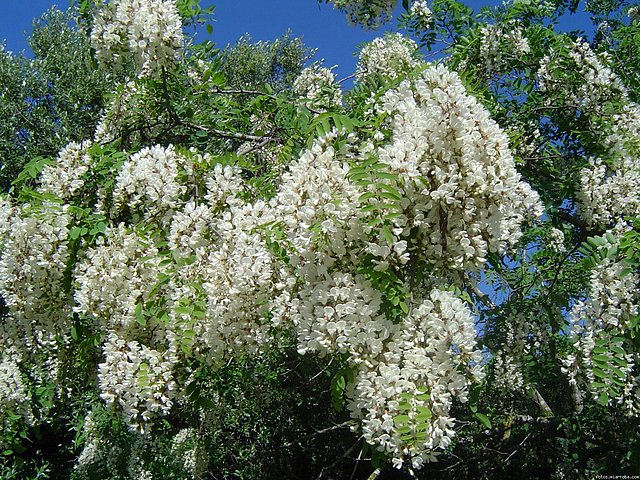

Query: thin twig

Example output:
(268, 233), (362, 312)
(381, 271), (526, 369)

(282, 420), (356, 449)
(317, 436), (362, 480)
(505, 433), (532, 463)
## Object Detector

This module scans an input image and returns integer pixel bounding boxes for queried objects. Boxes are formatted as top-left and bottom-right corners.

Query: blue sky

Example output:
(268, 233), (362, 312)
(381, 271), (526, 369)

(0, 1), (594, 80)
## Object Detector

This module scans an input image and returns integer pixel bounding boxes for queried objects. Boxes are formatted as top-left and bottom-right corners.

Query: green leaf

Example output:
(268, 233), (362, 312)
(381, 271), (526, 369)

(394, 414), (410, 426)
(597, 391), (609, 406)
(174, 306), (192, 316)
(382, 224), (394, 244)
(474, 412), (492, 429)
(359, 192), (376, 203)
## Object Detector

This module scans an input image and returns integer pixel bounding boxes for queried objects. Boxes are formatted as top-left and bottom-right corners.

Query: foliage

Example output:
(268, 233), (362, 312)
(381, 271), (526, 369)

(0, 8), (112, 192)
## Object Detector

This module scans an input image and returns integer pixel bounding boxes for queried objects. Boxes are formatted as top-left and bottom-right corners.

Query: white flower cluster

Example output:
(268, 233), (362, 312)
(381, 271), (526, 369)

(94, 80), (147, 145)
(293, 65), (343, 111)
(563, 250), (640, 413)
(548, 227), (566, 253)
(538, 39), (626, 111)
(112, 145), (192, 224)
(38, 141), (93, 200)
(74, 224), (163, 335)
(273, 138), (364, 281)
(91, 0), (183, 77)
(3, 59), (545, 468)
(203, 163), (245, 211)
(346, 290), (483, 469)
(491, 309), (548, 393)
(0, 348), (34, 433)
(98, 332), (177, 429)
(295, 272), (393, 363)
(168, 201), (213, 260)
(202, 200), (289, 361)
(0, 200), (71, 346)
(325, 0), (396, 28)
(577, 155), (640, 227)
(477, 23), (530, 74)
(629, 6), (640, 21)
(356, 34), (420, 82)
(410, 0), (433, 26)
(376, 64), (543, 271)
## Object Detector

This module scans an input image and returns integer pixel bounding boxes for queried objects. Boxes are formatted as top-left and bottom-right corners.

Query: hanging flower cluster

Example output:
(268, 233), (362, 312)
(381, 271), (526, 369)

(477, 23), (530, 74)
(563, 233), (640, 414)
(375, 64), (543, 271)
(0, 200), (71, 347)
(322, 0), (396, 28)
(355, 33), (420, 82)
(293, 65), (343, 111)
(537, 39), (626, 111)
(91, 0), (183, 77)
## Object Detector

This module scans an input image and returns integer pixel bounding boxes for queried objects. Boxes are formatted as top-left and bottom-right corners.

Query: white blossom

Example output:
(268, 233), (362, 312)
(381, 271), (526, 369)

(98, 332), (177, 429)
(293, 65), (343, 111)
(356, 34), (420, 82)
(38, 141), (93, 199)
(91, 0), (183, 77)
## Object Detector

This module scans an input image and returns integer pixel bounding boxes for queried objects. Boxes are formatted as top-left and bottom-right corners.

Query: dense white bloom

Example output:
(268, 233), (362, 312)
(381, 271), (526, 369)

(346, 289), (483, 468)
(577, 156), (640, 226)
(0, 348), (33, 432)
(91, 0), (183, 77)
(203, 163), (244, 211)
(168, 201), (214, 260)
(38, 141), (92, 199)
(74, 224), (163, 335)
(356, 34), (420, 82)
(112, 145), (191, 224)
(273, 138), (365, 281)
(0, 201), (71, 344)
(202, 201), (289, 361)
(295, 272), (393, 363)
(98, 332), (177, 429)
(376, 64), (543, 270)
(293, 65), (343, 111)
